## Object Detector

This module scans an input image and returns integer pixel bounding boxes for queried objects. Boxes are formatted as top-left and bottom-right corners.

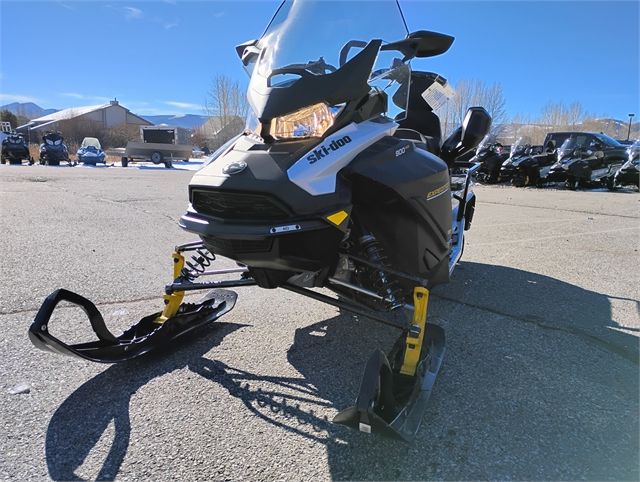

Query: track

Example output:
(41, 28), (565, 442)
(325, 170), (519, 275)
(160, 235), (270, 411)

(1, 166), (638, 480)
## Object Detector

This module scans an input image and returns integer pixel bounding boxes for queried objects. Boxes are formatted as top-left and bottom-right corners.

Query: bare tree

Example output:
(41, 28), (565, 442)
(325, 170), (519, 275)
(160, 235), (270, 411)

(448, 79), (507, 136)
(202, 75), (249, 149)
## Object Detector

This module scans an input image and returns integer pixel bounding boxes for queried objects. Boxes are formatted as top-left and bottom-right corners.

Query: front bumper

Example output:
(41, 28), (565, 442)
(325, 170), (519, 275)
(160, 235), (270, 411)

(2, 148), (29, 160)
(42, 149), (69, 161)
(78, 154), (106, 163)
(545, 167), (568, 182)
(179, 209), (344, 272)
(615, 168), (640, 187)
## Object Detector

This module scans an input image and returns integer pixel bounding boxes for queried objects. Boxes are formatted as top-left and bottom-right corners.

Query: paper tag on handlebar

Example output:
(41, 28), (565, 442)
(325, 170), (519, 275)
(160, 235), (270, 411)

(421, 81), (455, 111)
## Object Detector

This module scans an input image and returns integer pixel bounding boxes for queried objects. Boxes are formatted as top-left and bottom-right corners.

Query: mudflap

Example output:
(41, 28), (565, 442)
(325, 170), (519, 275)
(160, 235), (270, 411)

(28, 288), (237, 363)
(334, 286), (445, 443)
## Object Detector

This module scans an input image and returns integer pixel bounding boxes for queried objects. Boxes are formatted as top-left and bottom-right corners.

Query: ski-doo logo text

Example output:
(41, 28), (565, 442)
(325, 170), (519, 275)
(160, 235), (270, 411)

(306, 136), (352, 164)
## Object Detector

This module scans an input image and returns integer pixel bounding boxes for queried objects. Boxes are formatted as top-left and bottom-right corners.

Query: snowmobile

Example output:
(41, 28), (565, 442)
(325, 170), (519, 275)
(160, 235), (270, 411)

(472, 137), (509, 183)
(1, 133), (33, 165)
(505, 138), (559, 187)
(610, 140), (640, 190)
(548, 135), (627, 190)
(76, 137), (107, 165)
(28, 0), (490, 443)
(498, 137), (535, 184)
(39, 131), (73, 166)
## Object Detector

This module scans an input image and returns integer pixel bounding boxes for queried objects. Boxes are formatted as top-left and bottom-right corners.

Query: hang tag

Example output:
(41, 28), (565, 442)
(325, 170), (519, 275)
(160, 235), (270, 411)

(421, 81), (456, 111)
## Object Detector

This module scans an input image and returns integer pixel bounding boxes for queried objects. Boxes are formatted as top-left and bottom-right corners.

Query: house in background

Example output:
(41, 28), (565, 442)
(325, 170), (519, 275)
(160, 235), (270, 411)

(195, 115), (245, 150)
(17, 99), (152, 145)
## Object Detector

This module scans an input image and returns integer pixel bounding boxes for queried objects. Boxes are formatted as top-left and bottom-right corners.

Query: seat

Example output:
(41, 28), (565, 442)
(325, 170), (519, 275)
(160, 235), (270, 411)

(393, 71), (444, 155)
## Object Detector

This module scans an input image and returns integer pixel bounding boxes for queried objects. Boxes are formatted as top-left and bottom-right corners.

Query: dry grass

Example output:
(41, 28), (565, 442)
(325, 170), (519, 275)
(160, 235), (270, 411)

(28, 144), (39, 161)
(105, 154), (122, 164)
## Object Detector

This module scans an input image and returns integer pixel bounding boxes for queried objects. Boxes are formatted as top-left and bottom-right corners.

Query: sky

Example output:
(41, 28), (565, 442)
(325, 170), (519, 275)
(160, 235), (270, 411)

(0, 0), (638, 121)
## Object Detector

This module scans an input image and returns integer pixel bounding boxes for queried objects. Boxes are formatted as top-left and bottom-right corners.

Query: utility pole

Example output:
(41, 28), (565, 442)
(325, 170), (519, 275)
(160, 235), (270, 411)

(627, 113), (635, 141)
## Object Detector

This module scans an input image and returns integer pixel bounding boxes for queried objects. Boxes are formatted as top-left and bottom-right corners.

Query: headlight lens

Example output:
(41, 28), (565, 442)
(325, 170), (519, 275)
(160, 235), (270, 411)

(269, 103), (340, 140)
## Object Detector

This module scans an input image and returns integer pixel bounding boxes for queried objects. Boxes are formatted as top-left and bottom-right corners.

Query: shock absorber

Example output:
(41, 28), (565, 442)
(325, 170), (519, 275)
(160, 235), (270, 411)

(359, 234), (403, 309)
(180, 248), (215, 281)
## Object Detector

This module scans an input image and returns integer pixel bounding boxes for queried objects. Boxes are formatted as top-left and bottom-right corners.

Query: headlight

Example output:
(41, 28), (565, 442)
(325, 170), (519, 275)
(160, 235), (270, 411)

(502, 160), (511, 167)
(269, 103), (340, 140)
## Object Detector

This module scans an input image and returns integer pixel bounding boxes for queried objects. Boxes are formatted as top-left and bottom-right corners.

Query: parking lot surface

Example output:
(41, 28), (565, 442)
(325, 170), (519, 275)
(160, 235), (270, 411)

(1, 165), (638, 480)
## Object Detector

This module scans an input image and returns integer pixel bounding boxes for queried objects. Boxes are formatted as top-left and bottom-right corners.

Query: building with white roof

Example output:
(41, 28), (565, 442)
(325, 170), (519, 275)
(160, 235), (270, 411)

(18, 99), (152, 135)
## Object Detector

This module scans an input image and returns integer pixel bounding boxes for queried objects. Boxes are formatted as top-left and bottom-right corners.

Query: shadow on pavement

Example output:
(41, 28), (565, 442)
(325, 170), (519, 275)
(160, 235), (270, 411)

(190, 262), (639, 480)
(45, 262), (639, 480)
(45, 323), (243, 481)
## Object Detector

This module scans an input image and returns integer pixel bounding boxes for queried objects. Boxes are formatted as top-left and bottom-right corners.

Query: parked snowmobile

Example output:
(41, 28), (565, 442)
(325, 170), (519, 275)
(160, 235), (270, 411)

(498, 137), (534, 184)
(610, 140), (640, 189)
(506, 137), (560, 187)
(472, 137), (509, 183)
(39, 132), (72, 166)
(76, 137), (107, 165)
(28, 0), (490, 443)
(1, 133), (33, 165)
(548, 133), (627, 189)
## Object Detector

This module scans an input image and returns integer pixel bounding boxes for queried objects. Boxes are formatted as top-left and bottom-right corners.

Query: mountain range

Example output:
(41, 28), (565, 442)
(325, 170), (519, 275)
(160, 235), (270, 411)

(1, 102), (58, 119)
(140, 114), (208, 129)
(0, 102), (208, 129)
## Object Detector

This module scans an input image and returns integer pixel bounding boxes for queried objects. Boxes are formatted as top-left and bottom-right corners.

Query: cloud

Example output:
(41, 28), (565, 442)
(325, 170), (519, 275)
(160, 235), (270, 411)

(164, 101), (202, 111)
(59, 92), (111, 102)
(0, 93), (39, 104)
(123, 6), (143, 20)
(164, 22), (178, 29)
(56, 1), (74, 10)
(212, 11), (224, 18)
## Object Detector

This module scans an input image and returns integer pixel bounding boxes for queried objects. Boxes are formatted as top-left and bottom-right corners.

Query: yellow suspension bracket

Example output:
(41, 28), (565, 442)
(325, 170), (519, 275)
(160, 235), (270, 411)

(153, 251), (186, 324)
(399, 286), (430, 377)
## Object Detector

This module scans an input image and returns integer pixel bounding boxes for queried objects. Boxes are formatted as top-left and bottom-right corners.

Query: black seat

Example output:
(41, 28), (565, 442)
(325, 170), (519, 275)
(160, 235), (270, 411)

(393, 71), (443, 155)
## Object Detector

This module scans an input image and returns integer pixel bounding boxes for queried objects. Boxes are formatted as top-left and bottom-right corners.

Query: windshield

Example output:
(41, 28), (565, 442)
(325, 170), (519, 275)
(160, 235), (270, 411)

(81, 137), (101, 149)
(510, 137), (531, 156)
(245, 0), (411, 134)
(256, 1), (407, 76)
(594, 133), (621, 147)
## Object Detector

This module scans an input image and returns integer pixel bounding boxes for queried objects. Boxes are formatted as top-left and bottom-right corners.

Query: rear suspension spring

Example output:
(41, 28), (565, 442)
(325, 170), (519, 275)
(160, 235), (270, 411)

(359, 234), (403, 308)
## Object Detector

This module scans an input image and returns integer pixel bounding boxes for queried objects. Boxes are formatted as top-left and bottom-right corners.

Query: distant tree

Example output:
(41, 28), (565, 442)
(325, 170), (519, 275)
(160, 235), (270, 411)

(205, 75), (248, 128)
(0, 109), (18, 129)
(203, 75), (249, 148)
(450, 80), (507, 136)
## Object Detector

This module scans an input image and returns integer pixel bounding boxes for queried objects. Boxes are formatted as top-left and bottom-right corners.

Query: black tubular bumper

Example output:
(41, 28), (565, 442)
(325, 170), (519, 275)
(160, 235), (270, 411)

(28, 288), (237, 363)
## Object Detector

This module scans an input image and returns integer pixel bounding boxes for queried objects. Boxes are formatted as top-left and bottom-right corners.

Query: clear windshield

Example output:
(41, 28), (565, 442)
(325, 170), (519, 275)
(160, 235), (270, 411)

(476, 135), (492, 153)
(247, 0), (410, 127)
(81, 137), (101, 149)
(510, 136), (531, 156)
(594, 133), (621, 147)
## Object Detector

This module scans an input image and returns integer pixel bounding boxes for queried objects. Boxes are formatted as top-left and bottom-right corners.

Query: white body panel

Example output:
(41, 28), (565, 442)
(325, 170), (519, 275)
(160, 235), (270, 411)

(287, 119), (398, 196)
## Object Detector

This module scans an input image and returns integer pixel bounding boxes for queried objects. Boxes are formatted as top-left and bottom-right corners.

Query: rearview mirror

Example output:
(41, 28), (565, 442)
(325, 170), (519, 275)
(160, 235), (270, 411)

(381, 30), (454, 59)
(235, 39), (260, 66)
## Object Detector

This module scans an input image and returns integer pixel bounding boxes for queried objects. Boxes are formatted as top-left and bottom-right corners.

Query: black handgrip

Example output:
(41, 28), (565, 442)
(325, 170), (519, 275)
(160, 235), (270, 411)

(31, 289), (117, 343)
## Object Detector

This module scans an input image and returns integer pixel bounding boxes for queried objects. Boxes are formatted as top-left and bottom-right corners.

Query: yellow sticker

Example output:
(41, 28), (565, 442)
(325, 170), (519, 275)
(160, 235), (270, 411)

(426, 183), (448, 200)
(326, 210), (348, 226)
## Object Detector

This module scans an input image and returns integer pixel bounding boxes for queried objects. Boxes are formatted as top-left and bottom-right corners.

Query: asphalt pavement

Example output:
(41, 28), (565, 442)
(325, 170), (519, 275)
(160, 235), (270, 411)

(1, 165), (638, 481)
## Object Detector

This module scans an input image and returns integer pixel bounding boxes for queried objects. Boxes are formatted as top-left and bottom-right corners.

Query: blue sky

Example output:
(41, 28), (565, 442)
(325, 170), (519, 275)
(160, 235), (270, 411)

(0, 0), (638, 120)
